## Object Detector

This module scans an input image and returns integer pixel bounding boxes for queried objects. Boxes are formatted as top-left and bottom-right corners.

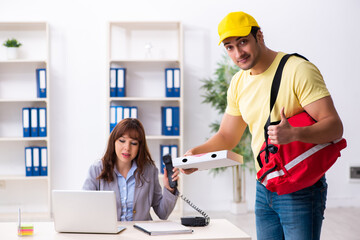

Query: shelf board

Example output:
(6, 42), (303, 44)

(0, 137), (48, 142)
(110, 59), (179, 63)
(0, 59), (47, 64)
(146, 135), (181, 140)
(110, 97), (181, 102)
(0, 98), (48, 103)
(0, 175), (48, 181)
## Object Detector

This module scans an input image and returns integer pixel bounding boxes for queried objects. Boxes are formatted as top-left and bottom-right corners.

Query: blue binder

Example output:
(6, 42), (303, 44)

(110, 68), (117, 97)
(32, 147), (40, 176)
(116, 68), (126, 97)
(171, 145), (178, 159)
(165, 68), (174, 97)
(40, 147), (48, 176)
(25, 147), (33, 176)
(36, 68), (47, 98)
(173, 68), (180, 97)
(161, 107), (173, 135)
(116, 106), (123, 123)
(160, 145), (171, 174)
(38, 108), (47, 137)
(172, 106), (180, 135)
(110, 106), (117, 133)
(22, 108), (31, 137)
(123, 107), (130, 119)
(130, 106), (138, 119)
(30, 108), (39, 137)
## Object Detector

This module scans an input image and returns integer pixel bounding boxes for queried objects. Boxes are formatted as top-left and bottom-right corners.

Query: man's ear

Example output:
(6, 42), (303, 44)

(256, 29), (264, 44)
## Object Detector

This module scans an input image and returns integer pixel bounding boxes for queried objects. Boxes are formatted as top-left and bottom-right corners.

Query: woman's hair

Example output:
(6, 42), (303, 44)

(97, 118), (155, 184)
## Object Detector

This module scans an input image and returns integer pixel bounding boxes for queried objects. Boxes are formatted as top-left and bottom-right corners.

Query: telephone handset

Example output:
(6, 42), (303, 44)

(163, 154), (210, 227)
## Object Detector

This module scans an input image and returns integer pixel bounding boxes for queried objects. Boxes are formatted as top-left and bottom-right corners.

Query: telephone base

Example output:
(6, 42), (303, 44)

(181, 216), (207, 227)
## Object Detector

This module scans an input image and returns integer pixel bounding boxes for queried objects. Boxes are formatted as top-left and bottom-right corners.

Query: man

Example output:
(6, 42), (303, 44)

(183, 12), (343, 240)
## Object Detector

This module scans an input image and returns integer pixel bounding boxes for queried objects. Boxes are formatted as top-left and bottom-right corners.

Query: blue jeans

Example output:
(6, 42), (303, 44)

(255, 176), (327, 240)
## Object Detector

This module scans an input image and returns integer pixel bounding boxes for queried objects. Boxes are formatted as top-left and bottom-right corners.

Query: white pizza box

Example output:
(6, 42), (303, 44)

(172, 150), (243, 171)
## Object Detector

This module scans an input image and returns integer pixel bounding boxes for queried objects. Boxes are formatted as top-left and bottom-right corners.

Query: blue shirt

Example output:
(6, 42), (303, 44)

(114, 161), (137, 221)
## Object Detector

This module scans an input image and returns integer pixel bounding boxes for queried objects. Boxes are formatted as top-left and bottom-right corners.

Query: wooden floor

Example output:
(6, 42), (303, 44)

(207, 207), (360, 240)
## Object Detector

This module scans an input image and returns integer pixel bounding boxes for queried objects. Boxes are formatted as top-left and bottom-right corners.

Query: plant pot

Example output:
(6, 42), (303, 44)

(6, 47), (18, 60)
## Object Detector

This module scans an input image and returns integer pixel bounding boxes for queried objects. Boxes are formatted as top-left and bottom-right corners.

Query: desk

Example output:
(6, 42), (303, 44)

(0, 219), (251, 240)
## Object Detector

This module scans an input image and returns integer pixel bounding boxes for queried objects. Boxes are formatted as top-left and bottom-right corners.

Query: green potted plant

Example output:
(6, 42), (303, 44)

(3, 38), (22, 60)
(201, 52), (255, 213)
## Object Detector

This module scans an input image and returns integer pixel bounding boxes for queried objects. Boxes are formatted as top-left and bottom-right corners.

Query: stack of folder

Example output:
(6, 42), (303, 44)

(110, 68), (126, 97)
(22, 107), (47, 137)
(165, 68), (180, 97)
(36, 68), (47, 98)
(110, 106), (138, 132)
(160, 145), (178, 174)
(18, 224), (34, 236)
(25, 147), (48, 177)
(161, 106), (179, 135)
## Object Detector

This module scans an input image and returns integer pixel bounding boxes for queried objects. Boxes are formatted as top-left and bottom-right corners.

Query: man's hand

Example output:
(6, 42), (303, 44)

(267, 107), (295, 144)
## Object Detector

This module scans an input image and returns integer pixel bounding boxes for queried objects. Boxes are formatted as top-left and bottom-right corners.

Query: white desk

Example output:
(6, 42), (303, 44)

(0, 219), (251, 240)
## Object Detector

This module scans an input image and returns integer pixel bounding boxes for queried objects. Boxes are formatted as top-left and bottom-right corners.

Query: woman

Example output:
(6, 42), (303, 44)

(83, 118), (179, 221)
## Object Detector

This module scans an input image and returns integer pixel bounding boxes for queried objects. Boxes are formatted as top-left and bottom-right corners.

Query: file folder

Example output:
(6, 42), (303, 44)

(116, 106), (123, 123)
(173, 68), (180, 97)
(36, 68), (47, 98)
(116, 68), (126, 97)
(22, 108), (31, 137)
(38, 108), (47, 137)
(110, 68), (117, 97)
(30, 108), (39, 137)
(165, 68), (173, 97)
(40, 147), (48, 176)
(25, 147), (33, 177)
(172, 106), (180, 135)
(110, 106), (117, 133)
(160, 145), (170, 174)
(123, 107), (130, 119)
(161, 107), (173, 135)
(130, 106), (138, 119)
(32, 147), (40, 176)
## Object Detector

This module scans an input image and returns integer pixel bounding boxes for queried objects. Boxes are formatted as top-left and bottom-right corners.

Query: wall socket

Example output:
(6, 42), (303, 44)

(0, 180), (6, 190)
(350, 167), (360, 179)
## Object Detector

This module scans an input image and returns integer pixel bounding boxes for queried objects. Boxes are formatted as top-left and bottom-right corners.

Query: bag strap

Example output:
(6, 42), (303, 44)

(256, 53), (308, 169)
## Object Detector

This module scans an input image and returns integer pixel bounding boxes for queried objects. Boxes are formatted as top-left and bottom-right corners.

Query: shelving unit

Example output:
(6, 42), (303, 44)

(0, 22), (50, 220)
(107, 21), (184, 217)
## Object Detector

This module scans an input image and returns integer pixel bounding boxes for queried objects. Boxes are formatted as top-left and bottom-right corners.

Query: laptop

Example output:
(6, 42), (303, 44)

(52, 190), (126, 234)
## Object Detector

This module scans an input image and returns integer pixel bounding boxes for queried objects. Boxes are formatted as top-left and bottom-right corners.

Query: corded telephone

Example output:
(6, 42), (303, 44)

(163, 154), (210, 227)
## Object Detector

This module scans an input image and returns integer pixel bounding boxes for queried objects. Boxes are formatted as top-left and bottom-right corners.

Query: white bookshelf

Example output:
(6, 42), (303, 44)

(107, 21), (184, 217)
(0, 22), (50, 220)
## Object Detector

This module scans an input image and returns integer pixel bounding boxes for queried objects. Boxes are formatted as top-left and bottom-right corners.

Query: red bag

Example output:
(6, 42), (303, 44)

(256, 111), (347, 195)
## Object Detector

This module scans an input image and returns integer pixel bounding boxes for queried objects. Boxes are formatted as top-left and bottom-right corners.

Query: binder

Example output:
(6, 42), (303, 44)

(25, 147), (33, 176)
(110, 106), (117, 133)
(172, 106), (180, 135)
(171, 145), (178, 160)
(130, 106), (138, 119)
(38, 108), (47, 137)
(40, 147), (48, 176)
(161, 107), (173, 135)
(116, 68), (126, 97)
(160, 145), (170, 174)
(123, 107), (130, 119)
(32, 147), (40, 176)
(36, 68), (46, 98)
(173, 68), (180, 97)
(116, 106), (123, 123)
(30, 108), (39, 137)
(22, 108), (31, 137)
(110, 68), (117, 97)
(165, 68), (173, 97)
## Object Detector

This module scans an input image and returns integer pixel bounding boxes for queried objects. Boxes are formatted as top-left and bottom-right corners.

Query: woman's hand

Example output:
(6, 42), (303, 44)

(163, 167), (180, 193)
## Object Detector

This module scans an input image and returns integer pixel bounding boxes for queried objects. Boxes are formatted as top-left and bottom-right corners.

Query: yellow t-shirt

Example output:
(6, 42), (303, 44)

(225, 52), (330, 171)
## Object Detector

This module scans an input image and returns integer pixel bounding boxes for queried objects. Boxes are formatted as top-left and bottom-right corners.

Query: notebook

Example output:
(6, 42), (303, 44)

(52, 190), (126, 234)
(134, 221), (193, 236)
(172, 150), (243, 170)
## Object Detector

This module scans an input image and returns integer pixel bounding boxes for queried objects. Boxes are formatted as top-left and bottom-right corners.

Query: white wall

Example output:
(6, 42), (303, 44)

(1, 0), (360, 212)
